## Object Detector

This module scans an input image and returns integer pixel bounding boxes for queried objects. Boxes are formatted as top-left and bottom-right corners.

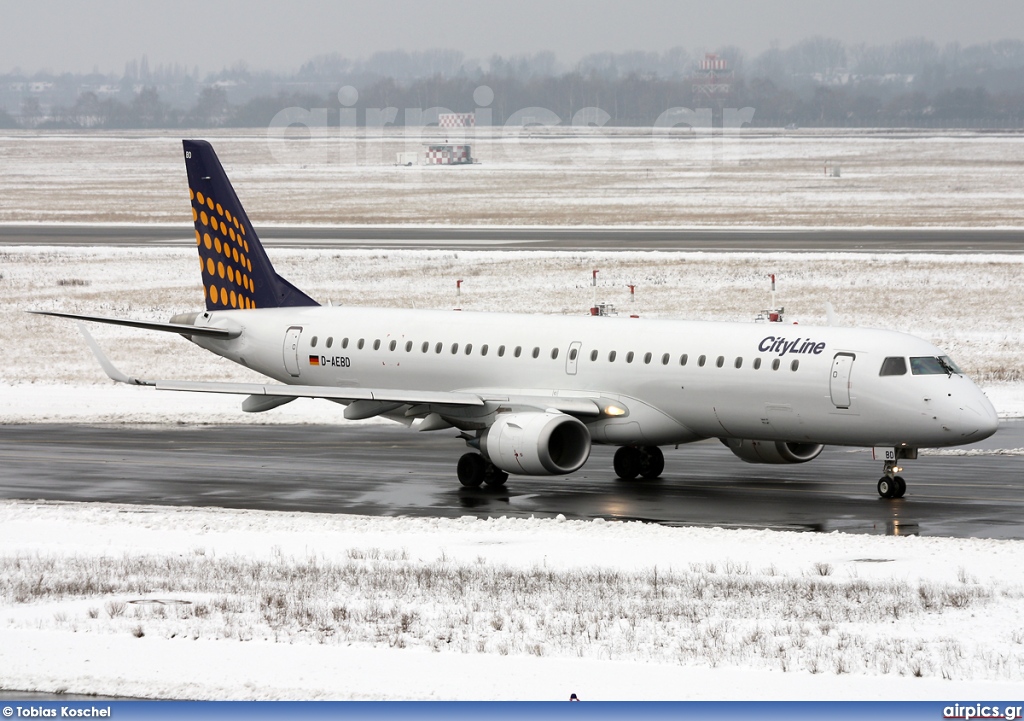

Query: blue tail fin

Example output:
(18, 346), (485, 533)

(183, 139), (319, 311)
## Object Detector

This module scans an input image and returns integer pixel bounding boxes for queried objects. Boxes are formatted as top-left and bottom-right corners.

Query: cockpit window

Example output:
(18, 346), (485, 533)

(910, 356), (962, 376)
(940, 355), (963, 374)
(879, 357), (907, 376)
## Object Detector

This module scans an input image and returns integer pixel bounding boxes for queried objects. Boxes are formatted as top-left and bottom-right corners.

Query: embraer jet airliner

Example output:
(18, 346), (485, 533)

(36, 140), (999, 499)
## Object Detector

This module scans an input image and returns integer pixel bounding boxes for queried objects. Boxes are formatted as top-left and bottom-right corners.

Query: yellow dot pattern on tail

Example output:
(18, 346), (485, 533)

(190, 186), (256, 310)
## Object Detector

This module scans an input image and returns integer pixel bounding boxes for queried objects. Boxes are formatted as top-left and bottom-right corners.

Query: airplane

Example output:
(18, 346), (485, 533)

(34, 139), (1000, 499)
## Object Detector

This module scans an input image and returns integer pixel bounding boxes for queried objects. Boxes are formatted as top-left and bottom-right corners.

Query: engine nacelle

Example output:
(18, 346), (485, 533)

(483, 412), (591, 476)
(722, 438), (824, 464)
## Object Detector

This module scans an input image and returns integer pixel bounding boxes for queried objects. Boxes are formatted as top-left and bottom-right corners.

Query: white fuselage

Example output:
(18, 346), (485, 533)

(191, 306), (998, 450)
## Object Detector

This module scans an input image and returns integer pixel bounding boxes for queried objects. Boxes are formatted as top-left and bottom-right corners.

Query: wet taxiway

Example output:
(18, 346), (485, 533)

(1, 422), (1021, 539)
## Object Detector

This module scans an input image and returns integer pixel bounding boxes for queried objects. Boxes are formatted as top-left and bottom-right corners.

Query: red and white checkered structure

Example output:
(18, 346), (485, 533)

(425, 144), (473, 165)
(438, 113), (476, 128)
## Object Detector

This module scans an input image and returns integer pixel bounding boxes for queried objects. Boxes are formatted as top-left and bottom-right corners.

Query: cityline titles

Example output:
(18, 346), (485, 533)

(758, 336), (826, 356)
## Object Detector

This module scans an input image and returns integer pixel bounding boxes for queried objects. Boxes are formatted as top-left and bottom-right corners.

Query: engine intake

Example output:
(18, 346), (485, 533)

(722, 438), (824, 464)
(483, 412), (591, 476)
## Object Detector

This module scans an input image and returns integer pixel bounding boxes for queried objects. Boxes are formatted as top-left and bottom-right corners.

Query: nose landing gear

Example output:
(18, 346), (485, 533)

(877, 458), (908, 499)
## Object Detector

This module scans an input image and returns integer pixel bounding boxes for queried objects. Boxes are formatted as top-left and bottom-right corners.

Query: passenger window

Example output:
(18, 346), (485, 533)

(342, 338), (349, 349)
(753, 357), (761, 370)
(465, 344), (473, 355)
(435, 342), (443, 354)
(389, 340), (397, 351)
(734, 357), (742, 369)
(698, 355), (706, 367)
(451, 343), (459, 354)
(791, 360), (799, 371)
(498, 345), (505, 357)
(626, 351), (634, 363)
(532, 347), (540, 359)
(716, 356), (724, 368)
(357, 339), (365, 350)
(590, 350), (598, 361)
(514, 346), (522, 358)
(326, 337), (334, 349)
(405, 341), (413, 352)
(421, 341), (429, 353)
(880, 357), (908, 376)
(551, 348), (559, 360)
(481, 344), (489, 356)
(609, 351), (617, 362)
(644, 352), (652, 364)
(569, 348), (578, 361)
(772, 359), (781, 370)
(661, 353), (670, 365)
(373, 339), (381, 350)
(311, 336), (318, 348)
(680, 354), (688, 366)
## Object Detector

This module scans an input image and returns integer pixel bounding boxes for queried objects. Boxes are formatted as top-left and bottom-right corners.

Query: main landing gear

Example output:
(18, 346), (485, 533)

(877, 458), (907, 499)
(613, 446), (665, 480)
(457, 452), (509, 488)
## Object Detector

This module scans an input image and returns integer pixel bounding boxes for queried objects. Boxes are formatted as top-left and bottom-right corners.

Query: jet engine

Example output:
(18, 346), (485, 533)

(482, 412), (591, 475)
(721, 438), (824, 464)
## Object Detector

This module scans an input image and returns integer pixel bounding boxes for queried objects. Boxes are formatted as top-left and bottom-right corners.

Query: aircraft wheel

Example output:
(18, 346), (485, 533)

(483, 463), (509, 488)
(639, 446), (665, 479)
(457, 453), (486, 487)
(893, 476), (907, 499)
(613, 446), (641, 480)
(877, 477), (896, 499)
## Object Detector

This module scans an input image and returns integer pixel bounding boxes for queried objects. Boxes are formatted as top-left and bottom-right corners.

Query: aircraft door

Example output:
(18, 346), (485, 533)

(829, 353), (855, 409)
(283, 326), (302, 377)
(565, 341), (582, 375)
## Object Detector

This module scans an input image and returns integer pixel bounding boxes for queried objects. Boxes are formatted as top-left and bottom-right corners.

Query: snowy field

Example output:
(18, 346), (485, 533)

(2, 500), (1024, 700)
(1, 129), (1023, 227)
(2, 246), (1022, 422)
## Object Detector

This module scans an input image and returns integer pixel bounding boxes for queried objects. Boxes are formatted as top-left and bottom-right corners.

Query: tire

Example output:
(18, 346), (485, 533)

(484, 464), (509, 487)
(639, 446), (665, 479)
(877, 477), (895, 499)
(893, 476), (907, 499)
(613, 446), (641, 480)
(457, 453), (486, 487)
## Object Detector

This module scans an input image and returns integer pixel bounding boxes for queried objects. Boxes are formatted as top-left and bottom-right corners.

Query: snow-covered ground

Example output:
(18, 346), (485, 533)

(3, 246), (1022, 421)
(1, 129), (1023, 227)
(1, 500), (1024, 700)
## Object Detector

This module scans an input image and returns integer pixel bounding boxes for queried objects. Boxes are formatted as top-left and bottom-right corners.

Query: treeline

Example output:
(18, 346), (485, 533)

(6, 36), (1024, 129)
(14, 76), (1024, 130)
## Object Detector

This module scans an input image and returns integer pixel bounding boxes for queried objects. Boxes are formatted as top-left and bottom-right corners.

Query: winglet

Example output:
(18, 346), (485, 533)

(76, 323), (153, 386)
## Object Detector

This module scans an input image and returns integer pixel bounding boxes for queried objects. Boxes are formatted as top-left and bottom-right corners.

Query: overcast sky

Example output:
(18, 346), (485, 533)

(4, 0), (1024, 75)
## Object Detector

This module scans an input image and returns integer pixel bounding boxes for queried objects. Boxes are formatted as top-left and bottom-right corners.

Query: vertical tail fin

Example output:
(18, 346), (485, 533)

(183, 139), (319, 310)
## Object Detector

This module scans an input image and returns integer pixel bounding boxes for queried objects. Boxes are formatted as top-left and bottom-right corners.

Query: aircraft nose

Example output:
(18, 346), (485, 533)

(961, 391), (999, 442)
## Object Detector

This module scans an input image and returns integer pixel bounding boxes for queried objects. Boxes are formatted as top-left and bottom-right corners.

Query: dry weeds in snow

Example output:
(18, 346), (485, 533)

(2, 548), (1021, 682)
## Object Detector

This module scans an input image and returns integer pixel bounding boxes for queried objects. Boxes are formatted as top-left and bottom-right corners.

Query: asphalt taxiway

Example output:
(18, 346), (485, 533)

(2, 422), (1021, 539)
(0, 224), (1022, 252)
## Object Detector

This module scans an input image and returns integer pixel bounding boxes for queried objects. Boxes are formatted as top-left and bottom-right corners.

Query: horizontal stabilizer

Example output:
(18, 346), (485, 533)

(30, 310), (236, 338)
